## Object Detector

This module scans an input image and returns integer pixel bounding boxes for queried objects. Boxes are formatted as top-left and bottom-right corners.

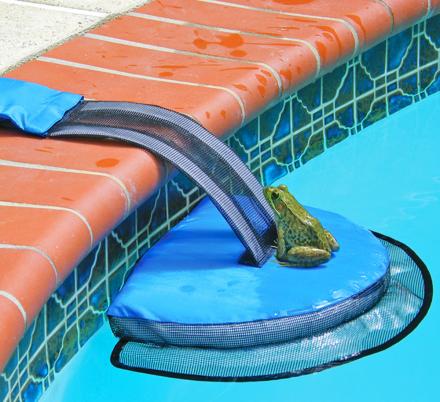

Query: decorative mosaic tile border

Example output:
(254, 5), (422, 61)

(227, 16), (440, 186)
(1, 14), (439, 402)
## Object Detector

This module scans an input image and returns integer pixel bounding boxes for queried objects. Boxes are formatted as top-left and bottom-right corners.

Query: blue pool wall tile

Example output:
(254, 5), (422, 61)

(388, 29), (413, 71)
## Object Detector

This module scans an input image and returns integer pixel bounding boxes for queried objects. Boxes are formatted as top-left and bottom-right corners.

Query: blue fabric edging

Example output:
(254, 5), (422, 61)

(0, 78), (82, 135)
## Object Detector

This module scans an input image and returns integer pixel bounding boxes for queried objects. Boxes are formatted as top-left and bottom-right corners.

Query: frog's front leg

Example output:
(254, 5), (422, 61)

(282, 246), (331, 267)
(276, 226), (287, 260)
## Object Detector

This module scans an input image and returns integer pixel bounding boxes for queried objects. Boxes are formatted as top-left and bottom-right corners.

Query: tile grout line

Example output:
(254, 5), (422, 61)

(129, 12), (322, 78)
(0, 201), (94, 247)
(198, 0), (360, 55)
(0, 244), (59, 285)
(85, 33), (283, 96)
(38, 56), (247, 125)
(0, 291), (27, 328)
(374, 0), (395, 32)
(0, 159), (132, 213)
(426, 0), (432, 17)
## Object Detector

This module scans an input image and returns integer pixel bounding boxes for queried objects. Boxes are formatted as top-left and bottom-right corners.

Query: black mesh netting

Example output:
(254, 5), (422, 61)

(110, 233), (432, 381)
(49, 101), (276, 266)
(108, 271), (389, 349)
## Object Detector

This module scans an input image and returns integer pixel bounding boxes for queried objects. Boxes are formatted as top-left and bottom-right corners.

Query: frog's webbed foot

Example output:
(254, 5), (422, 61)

(324, 230), (339, 251)
(280, 246), (331, 267)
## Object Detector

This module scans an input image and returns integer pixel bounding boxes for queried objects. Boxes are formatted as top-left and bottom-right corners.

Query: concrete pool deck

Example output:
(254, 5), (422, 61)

(0, 0), (151, 74)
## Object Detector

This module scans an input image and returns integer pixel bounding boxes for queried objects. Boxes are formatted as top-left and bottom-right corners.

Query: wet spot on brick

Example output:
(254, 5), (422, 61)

(95, 158), (119, 168)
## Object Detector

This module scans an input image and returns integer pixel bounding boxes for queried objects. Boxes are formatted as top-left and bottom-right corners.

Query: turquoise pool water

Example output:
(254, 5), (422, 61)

(41, 92), (439, 402)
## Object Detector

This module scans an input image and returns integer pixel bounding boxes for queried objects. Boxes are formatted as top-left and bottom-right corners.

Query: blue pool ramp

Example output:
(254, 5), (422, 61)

(107, 198), (432, 381)
(108, 198), (389, 347)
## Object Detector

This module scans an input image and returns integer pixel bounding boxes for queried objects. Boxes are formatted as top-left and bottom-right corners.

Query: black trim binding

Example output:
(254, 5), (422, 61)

(109, 232), (433, 382)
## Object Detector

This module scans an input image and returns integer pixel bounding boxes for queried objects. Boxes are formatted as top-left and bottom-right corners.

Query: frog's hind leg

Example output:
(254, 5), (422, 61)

(324, 230), (339, 251)
(284, 246), (331, 267)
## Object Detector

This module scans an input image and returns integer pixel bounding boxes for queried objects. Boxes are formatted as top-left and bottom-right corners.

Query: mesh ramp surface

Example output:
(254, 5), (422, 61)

(49, 100), (276, 266)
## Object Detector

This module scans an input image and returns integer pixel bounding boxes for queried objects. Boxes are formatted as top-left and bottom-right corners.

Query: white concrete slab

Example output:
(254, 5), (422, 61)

(0, 0), (150, 74)
(0, 3), (99, 73)
(21, 0), (149, 13)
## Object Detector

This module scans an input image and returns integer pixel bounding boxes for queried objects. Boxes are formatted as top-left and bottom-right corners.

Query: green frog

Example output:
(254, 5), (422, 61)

(263, 184), (339, 267)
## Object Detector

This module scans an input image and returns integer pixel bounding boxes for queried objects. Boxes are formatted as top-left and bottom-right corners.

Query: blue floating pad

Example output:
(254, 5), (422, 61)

(108, 198), (390, 348)
(0, 78), (82, 135)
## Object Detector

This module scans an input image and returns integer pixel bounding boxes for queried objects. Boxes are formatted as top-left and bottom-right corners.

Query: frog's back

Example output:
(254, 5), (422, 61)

(285, 192), (325, 230)
(280, 211), (328, 249)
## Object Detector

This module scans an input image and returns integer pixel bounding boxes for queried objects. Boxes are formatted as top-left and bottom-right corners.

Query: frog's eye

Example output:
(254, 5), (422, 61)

(278, 184), (288, 192)
(271, 191), (280, 201)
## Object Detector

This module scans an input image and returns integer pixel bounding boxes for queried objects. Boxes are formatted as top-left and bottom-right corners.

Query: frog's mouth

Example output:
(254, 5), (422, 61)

(263, 187), (275, 207)
(263, 187), (281, 217)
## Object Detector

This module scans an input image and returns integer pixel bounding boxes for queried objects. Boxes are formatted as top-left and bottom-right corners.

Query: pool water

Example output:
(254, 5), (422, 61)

(41, 92), (440, 402)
